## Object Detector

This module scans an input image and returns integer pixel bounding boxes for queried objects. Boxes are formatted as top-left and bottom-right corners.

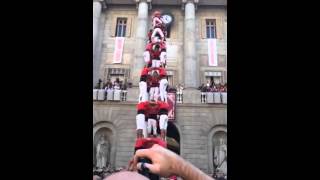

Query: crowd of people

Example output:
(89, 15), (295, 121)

(199, 81), (227, 93)
(94, 78), (128, 91)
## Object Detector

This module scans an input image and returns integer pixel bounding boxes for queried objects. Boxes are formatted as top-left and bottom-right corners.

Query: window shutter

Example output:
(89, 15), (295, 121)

(201, 18), (206, 39)
(111, 16), (117, 37)
(126, 17), (132, 38)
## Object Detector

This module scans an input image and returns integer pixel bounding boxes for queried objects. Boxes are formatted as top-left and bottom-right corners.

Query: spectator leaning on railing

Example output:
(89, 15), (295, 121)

(103, 79), (113, 89)
(112, 78), (119, 90)
(94, 79), (103, 89)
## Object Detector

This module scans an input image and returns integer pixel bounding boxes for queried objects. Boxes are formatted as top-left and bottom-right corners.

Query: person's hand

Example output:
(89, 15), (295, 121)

(128, 144), (181, 177)
(128, 144), (214, 180)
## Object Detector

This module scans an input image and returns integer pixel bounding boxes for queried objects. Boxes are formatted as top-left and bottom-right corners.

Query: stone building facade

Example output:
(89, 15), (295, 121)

(93, 0), (227, 175)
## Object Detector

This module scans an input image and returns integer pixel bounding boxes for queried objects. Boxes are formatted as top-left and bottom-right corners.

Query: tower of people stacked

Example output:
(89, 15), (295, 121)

(135, 11), (170, 142)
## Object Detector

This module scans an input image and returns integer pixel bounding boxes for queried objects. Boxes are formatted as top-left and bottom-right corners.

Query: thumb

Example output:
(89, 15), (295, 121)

(137, 162), (160, 175)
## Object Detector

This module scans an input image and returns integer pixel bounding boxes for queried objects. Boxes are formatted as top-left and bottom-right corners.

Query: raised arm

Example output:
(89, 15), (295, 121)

(129, 144), (214, 180)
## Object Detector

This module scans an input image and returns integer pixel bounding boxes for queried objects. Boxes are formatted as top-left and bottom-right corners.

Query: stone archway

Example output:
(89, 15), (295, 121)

(208, 125), (227, 174)
(93, 122), (117, 168)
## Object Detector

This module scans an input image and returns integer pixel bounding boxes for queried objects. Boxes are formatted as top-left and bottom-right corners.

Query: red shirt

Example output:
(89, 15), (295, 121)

(158, 67), (167, 77)
(145, 43), (153, 51)
(158, 101), (169, 111)
(148, 76), (159, 87)
(160, 42), (166, 50)
(146, 42), (166, 52)
(140, 67), (149, 76)
(152, 67), (166, 78)
(145, 102), (159, 115)
(136, 101), (148, 111)
(150, 50), (161, 59)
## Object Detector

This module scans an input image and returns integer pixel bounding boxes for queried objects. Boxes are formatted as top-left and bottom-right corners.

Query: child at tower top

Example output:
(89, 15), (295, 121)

(152, 11), (164, 29)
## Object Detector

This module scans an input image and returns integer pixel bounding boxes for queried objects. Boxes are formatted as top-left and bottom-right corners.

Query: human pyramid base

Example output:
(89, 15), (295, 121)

(135, 11), (170, 142)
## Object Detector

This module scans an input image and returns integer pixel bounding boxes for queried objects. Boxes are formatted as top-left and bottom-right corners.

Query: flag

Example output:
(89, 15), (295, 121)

(208, 39), (218, 66)
(113, 37), (125, 63)
(167, 92), (176, 121)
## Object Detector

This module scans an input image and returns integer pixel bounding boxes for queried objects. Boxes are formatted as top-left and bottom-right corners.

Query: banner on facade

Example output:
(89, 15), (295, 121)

(167, 92), (176, 121)
(113, 37), (125, 64)
(208, 39), (218, 66)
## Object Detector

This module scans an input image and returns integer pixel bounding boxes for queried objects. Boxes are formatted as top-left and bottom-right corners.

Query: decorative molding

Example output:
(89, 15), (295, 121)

(93, 0), (107, 10)
(134, 0), (152, 9)
(181, 0), (199, 11)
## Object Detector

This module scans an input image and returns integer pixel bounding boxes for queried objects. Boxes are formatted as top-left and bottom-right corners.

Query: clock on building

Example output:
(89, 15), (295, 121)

(161, 14), (174, 25)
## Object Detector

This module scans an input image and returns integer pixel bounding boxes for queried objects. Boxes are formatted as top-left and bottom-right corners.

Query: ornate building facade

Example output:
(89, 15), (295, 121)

(93, 0), (227, 175)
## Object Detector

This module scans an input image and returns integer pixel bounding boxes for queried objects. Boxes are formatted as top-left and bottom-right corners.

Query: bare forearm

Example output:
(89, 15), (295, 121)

(173, 157), (214, 180)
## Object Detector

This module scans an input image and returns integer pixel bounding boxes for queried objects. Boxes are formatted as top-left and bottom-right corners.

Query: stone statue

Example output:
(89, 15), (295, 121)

(214, 138), (227, 175)
(96, 135), (109, 169)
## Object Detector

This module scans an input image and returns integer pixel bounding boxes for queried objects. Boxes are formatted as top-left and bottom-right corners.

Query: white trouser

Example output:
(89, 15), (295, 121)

(159, 114), (168, 130)
(160, 51), (167, 65)
(152, 36), (161, 43)
(151, 28), (164, 39)
(136, 114), (146, 130)
(139, 81), (148, 102)
(142, 121), (148, 138)
(147, 118), (157, 136)
(153, 17), (162, 28)
(152, 60), (161, 68)
(149, 87), (159, 101)
(143, 51), (150, 64)
(159, 78), (168, 102)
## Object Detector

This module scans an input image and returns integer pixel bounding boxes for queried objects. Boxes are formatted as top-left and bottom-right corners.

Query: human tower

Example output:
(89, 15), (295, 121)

(135, 11), (170, 141)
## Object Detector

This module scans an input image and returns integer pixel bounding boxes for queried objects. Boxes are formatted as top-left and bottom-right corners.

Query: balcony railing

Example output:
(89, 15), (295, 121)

(201, 92), (227, 104)
(93, 89), (127, 101)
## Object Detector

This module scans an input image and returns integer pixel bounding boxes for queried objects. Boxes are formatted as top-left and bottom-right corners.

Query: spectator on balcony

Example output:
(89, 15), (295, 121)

(176, 84), (184, 94)
(119, 81), (123, 90)
(224, 83), (227, 92)
(94, 79), (103, 89)
(211, 85), (218, 92)
(114, 78), (120, 84)
(113, 78), (120, 90)
(201, 85), (207, 93)
(122, 82), (127, 90)
(216, 84), (222, 92)
(220, 83), (227, 92)
(104, 79), (113, 89)
(206, 80), (211, 88)
(114, 83), (120, 90)
(216, 83), (221, 91)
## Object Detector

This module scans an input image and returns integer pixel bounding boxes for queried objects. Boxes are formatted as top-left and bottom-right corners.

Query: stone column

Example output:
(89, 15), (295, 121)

(131, 0), (149, 86)
(93, 0), (102, 87)
(183, 0), (199, 88)
(93, 1), (102, 54)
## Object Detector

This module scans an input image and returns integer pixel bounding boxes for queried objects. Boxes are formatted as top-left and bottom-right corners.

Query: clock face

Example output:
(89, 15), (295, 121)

(161, 15), (173, 24)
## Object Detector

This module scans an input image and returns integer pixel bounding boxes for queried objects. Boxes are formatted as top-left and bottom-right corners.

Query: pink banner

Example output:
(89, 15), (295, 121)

(113, 37), (125, 64)
(208, 39), (218, 66)
(167, 93), (176, 121)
